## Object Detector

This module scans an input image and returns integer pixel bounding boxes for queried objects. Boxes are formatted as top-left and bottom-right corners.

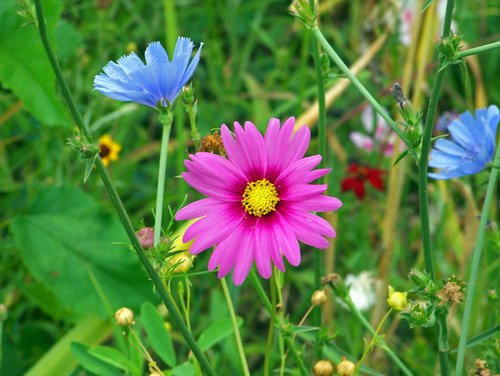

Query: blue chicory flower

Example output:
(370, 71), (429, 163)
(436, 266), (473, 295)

(94, 37), (203, 108)
(428, 105), (499, 179)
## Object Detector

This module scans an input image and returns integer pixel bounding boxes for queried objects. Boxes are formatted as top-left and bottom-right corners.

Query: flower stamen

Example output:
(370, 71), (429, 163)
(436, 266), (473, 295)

(241, 179), (279, 217)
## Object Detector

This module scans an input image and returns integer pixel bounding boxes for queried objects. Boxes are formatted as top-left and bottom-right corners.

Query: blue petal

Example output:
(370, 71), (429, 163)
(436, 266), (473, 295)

(428, 149), (463, 168)
(428, 170), (467, 179)
(433, 138), (465, 156)
(179, 42), (203, 90)
(164, 37), (195, 102)
(144, 42), (170, 101)
(448, 115), (476, 151)
(486, 105), (500, 136)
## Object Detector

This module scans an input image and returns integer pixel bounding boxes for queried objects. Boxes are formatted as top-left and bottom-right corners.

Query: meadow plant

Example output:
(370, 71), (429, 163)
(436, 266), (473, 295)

(2, 0), (500, 375)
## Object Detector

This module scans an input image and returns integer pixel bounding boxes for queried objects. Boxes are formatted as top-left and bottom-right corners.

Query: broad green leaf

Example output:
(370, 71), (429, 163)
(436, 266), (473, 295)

(197, 317), (243, 352)
(70, 343), (121, 376)
(172, 363), (195, 376)
(0, 0), (70, 126)
(10, 185), (158, 318)
(89, 346), (141, 376)
(141, 302), (176, 367)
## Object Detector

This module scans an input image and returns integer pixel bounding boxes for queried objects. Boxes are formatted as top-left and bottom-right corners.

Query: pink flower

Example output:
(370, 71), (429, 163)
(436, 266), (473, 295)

(349, 106), (401, 157)
(175, 118), (342, 285)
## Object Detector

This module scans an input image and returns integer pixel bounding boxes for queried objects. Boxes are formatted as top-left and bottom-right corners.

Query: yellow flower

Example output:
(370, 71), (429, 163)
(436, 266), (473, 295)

(387, 285), (408, 311)
(98, 134), (121, 167)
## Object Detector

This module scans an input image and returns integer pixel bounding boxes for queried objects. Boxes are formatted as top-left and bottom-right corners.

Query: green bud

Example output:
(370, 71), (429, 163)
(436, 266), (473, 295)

(182, 85), (195, 105)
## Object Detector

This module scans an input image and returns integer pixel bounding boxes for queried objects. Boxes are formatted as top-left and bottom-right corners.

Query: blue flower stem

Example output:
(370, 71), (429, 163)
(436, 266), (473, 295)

(345, 299), (414, 376)
(33, 2), (217, 374)
(455, 145), (500, 374)
(220, 278), (250, 376)
(310, 27), (413, 151)
(264, 271), (277, 376)
(457, 40), (500, 58)
(250, 270), (307, 376)
(154, 110), (174, 247)
(309, 0), (325, 360)
(417, 1), (455, 374)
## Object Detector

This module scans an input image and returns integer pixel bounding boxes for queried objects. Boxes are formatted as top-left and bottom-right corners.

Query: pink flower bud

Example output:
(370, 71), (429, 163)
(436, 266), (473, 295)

(137, 227), (155, 249)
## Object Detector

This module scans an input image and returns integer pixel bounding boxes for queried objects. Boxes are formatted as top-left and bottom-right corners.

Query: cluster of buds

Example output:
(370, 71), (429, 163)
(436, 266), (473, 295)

(400, 303), (436, 329)
(198, 130), (226, 157)
(313, 357), (356, 376)
(290, 0), (318, 29)
(438, 32), (465, 72)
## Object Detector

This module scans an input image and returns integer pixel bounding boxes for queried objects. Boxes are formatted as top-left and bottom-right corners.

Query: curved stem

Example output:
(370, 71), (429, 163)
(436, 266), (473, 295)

(455, 144), (500, 375)
(154, 114), (173, 247)
(33, 2), (217, 374)
(310, 27), (412, 150)
(221, 278), (250, 376)
(346, 299), (414, 376)
(354, 308), (393, 373)
(457, 40), (500, 58)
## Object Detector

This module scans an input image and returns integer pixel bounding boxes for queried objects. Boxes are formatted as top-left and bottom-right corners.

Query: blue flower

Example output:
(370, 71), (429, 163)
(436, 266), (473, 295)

(428, 105), (499, 179)
(94, 37), (203, 108)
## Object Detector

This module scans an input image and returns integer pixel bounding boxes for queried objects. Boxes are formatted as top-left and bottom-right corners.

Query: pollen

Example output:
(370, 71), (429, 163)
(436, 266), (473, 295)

(241, 179), (279, 217)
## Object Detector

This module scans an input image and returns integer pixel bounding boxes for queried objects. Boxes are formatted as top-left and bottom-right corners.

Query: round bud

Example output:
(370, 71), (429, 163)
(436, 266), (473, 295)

(114, 307), (134, 326)
(337, 356), (356, 376)
(313, 360), (334, 376)
(311, 290), (328, 306)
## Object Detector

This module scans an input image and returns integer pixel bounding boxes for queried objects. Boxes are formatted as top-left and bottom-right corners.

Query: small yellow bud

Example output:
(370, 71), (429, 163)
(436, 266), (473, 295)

(387, 285), (408, 311)
(336, 356), (356, 376)
(311, 290), (328, 306)
(114, 307), (134, 326)
(169, 252), (193, 273)
(125, 41), (138, 54)
(313, 359), (334, 376)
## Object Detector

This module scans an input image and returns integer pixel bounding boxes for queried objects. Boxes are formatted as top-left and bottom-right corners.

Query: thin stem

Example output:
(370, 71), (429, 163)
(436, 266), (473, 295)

(187, 103), (200, 150)
(250, 270), (307, 375)
(33, 2), (217, 374)
(310, 1), (326, 358)
(264, 272), (277, 376)
(455, 145), (500, 375)
(220, 278), (250, 376)
(457, 40), (500, 58)
(354, 308), (393, 373)
(154, 115), (173, 247)
(417, 1), (455, 373)
(310, 27), (413, 150)
(346, 299), (414, 376)
(284, 337), (308, 376)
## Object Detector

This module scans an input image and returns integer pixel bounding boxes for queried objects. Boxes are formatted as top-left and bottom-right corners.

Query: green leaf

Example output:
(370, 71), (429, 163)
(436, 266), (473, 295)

(141, 302), (176, 367)
(450, 325), (500, 353)
(70, 343), (122, 376)
(10, 185), (159, 318)
(89, 346), (141, 376)
(197, 317), (243, 352)
(393, 149), (409, 167)
(419, 0), (437, 15)
(0, 0), (70, 126)
(172, 363), (196, 376)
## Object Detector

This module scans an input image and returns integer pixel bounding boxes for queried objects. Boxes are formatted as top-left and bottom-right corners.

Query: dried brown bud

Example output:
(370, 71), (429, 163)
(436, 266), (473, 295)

(436, 281), (464, 306)
(198, 131), (226, 157)
(114, 307), (134, 326)
(313, 360), (334, 376)
(321, 273), (341, 286)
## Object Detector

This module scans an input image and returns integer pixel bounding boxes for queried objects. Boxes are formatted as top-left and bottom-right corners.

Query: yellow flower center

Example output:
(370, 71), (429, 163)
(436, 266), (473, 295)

(241, 179), (279, 217)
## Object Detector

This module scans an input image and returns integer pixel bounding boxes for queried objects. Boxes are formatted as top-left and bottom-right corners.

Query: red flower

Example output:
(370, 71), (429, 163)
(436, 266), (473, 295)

(341, 163), (385, 200)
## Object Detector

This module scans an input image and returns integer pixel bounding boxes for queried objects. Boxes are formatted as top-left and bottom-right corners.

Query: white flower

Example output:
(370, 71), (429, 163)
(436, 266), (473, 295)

(345, 271), (376, 312)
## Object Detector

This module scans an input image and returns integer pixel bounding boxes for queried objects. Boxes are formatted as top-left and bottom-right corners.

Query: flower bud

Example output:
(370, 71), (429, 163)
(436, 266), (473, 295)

(125, 42), (137, 54)
(336, 356), (356, 376)
(137, 227), (155, 249)
(169, 252), (193, 273)
(387, 286), (408, 311)
(114, 307), (134, 326)
(313, 360), (334, 376)
(311, 290), (328, 306)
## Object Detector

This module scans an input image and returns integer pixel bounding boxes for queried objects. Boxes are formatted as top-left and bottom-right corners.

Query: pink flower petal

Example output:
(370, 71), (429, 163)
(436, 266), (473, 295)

(275, 155), (322, 188)
(274, 212), (301, 266)
(175, 198), (218, 220)
(253, 218), (273, 278)
(279, 184), (328, 201)
(283, 124), (311, 166)
(293, 195), (342, 212)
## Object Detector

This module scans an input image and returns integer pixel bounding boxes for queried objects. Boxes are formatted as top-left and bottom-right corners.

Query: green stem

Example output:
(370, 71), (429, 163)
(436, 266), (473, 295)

(346, 299), (414, 376)
(310, 1), (326, 359)
(264, 272), (277, 376)
(354, 308), (393, 373)
(284, 337), (308, 376)
(33, 2), (217, 374)
(187, 103), (200, 151)
(417, 1), (455, 373)
(455, 145), (500, 375)
(310, 27), (412, 150)
(250, 270), (307, 375)
(457, 40), (500, 58)
(220, 278), (250, 376)
(154, 113), (173, 247)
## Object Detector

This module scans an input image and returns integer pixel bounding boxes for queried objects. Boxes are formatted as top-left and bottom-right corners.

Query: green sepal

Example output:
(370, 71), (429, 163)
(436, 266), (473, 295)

(393, 149), (409, 167)
(84, 153), (99, 183)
